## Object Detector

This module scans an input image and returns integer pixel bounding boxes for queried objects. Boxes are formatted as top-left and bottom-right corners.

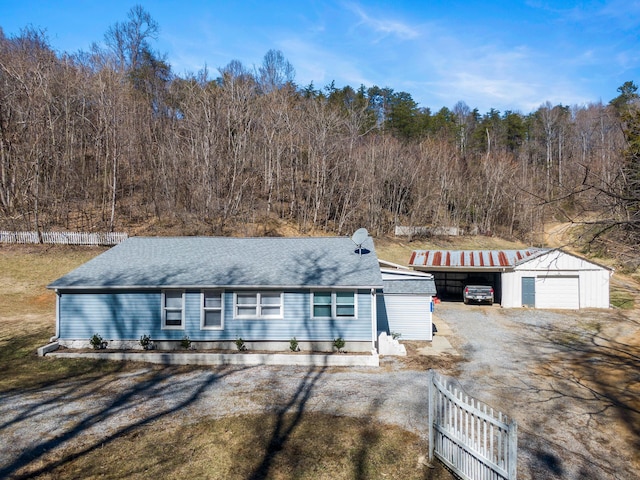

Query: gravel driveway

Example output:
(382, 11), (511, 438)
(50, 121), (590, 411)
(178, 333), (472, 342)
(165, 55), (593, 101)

(434, 302), (640, 480)
(1, 303), (638, 479)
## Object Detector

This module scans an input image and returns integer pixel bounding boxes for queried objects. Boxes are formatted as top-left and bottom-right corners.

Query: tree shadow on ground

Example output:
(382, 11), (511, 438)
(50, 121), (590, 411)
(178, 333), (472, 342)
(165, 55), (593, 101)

(0, 364), (251, 479)
(242, 364), (455, 480)
(246, 366), (328, 480)
(514, 312), (640, 479)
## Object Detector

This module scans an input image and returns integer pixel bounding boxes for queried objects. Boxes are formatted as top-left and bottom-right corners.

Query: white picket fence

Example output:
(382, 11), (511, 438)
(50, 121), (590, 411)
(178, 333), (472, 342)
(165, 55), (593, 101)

(0, 231), (128, 246)
(428, 370), (517, 480)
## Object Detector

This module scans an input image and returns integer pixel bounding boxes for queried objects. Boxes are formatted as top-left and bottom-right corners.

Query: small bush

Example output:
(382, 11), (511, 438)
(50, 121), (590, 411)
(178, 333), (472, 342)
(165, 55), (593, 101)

(90, 333), (106, 350)
(235, 337), (247, 351)
(333, 337), (345, 352)
(139, 334), (153, 350)
(180, 336), (192, 350)
(289, 337), (300, 352)
(391, 331), (402, 340)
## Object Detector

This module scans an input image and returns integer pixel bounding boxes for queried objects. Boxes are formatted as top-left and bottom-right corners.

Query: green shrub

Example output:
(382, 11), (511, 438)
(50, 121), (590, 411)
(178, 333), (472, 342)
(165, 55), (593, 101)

(235, 337), (247, 351)
(90, 333), (106, 350)
(139, 334), (153, 350)
(333, 337), (345, 352)
(180, 336), (192, 350)
(289, 337), (300, 352)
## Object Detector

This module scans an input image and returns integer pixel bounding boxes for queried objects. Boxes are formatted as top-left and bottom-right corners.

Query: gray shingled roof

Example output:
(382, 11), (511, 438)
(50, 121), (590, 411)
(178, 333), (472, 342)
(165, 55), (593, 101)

(382, 279), (437, 295)
(48, 236), (383, 289)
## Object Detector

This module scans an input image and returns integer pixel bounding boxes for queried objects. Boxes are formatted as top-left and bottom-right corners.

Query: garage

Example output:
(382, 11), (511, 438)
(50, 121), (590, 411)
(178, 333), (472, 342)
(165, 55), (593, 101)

(378, 260), (436, 340)
(409, 248), (611, 309)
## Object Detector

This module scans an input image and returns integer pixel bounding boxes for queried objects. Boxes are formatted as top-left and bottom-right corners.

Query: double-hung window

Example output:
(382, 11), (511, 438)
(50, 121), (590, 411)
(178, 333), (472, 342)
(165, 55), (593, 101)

(202, 290), (223, 329)
(162, 290), (184, 329)
(234, 292), (283, 318)
(312, 291), (356, 318)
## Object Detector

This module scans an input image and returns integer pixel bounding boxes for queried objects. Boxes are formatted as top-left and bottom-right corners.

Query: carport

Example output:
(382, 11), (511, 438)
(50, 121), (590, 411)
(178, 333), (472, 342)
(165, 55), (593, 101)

(407, 249), (533, 303)
(408, 248), (611, 309)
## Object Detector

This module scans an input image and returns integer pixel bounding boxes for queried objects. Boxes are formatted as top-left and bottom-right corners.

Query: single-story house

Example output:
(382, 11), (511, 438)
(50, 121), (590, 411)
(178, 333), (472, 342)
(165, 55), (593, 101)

(409, 248), (612, 309)
(48, 236), (384, 352)
(377, 260), (436, 341)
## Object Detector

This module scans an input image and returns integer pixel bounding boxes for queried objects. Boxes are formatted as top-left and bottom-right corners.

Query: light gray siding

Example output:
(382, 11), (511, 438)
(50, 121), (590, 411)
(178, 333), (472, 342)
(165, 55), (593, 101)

(391, 295), (432, 341)
(376, 294), (433, 341)
(58, 289), (373, 342)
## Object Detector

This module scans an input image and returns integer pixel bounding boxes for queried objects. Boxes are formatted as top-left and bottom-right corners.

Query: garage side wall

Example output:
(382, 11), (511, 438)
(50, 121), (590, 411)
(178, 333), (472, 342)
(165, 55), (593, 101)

(578, 269), (610, 308)
(377, 294), (433, 340)
(501, 271), (517, 308)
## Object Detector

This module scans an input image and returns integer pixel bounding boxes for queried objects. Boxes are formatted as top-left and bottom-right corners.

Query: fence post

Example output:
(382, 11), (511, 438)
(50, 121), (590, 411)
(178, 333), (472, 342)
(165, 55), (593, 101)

(508, 419), (518, 480)
(428, 369), (435, 462)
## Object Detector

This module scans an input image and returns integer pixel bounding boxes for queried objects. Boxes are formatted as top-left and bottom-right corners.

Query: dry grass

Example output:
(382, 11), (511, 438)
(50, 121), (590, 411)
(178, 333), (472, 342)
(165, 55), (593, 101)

(610, 286), (636, 309)
(0, 244), (128, 392)
(16, 412), (456, 480)
(0, 244), (107, 317)
(610, 275), (638, 310)
(396, 342), (465, 375)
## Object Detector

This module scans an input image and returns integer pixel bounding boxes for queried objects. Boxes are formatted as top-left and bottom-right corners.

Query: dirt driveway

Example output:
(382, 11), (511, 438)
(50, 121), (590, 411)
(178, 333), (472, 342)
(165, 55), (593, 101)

(433, 301), (640, 479)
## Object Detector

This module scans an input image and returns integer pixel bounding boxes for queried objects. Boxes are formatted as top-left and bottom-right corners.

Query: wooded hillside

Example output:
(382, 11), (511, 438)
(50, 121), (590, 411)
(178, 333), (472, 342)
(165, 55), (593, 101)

(1, 8), (638, 267)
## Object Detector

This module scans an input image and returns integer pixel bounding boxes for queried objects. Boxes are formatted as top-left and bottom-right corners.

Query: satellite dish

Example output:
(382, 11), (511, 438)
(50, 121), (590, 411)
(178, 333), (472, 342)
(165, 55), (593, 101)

(351, 228), (369, 256)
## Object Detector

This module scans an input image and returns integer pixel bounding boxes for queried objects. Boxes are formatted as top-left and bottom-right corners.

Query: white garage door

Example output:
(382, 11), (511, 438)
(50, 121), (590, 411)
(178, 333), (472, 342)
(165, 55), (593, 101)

(535, 276), (579, 309)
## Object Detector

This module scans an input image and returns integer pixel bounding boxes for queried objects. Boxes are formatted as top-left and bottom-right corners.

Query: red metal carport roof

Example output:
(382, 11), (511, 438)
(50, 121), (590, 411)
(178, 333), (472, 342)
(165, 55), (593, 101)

(409, 249), (544, 270)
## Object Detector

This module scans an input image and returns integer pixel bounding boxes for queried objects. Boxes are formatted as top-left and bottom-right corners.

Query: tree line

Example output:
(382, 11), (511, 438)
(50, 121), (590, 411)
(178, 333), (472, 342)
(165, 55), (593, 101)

(0, 7), (638, 264)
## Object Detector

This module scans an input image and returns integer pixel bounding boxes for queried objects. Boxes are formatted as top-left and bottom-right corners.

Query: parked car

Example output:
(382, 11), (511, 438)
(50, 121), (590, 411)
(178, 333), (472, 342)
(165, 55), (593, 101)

(463, 283), (494, 305)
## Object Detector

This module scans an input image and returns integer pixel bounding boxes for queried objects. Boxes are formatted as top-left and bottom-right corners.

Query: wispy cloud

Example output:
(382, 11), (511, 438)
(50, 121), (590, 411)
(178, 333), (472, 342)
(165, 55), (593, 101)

(410, 31), (593, 112)
(528, 0), (640, 29)
(343, 2), (421, 41)
(574, 0), (640, 28)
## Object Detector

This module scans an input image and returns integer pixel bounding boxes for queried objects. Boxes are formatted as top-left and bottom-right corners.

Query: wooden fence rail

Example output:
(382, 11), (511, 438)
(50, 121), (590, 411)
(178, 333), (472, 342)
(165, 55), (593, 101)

(0, 231), (128, 246)
(428, 370), (517, 480)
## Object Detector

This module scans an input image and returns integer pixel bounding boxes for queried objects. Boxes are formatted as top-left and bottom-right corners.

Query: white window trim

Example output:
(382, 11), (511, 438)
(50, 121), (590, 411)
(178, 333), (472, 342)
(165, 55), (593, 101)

(201, 289), (224, 330)
(311, 290), (358, 319)
(162, 290), (185, 330)
(234, 291), (284, 319)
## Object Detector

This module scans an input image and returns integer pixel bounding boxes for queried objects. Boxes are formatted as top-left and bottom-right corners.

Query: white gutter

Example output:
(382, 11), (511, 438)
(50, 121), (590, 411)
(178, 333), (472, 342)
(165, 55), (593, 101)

(371, 288), (377, 351)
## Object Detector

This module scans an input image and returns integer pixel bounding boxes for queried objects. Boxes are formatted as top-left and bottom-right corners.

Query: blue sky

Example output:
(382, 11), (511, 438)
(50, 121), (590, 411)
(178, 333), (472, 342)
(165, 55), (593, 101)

(2, 0), (639, 113)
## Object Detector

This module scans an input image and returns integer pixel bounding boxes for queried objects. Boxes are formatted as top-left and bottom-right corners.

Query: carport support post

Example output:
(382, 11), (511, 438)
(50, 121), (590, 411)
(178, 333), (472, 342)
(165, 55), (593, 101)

(428, 369), (435, 462)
